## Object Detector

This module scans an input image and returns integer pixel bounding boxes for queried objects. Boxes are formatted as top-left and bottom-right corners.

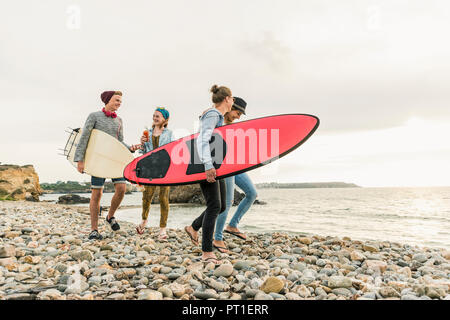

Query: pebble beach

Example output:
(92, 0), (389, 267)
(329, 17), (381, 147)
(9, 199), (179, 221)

(0, 201), (449, 301)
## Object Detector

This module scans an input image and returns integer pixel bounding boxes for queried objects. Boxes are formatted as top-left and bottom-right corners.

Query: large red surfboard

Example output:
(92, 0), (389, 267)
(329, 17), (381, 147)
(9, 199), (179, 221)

(124, 114), (319, 186)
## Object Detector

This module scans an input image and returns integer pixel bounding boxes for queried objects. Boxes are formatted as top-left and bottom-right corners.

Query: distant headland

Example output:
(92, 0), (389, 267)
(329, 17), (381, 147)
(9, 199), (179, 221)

(256, 182), (361, 189)
(40, 181), (137, 194)
(39, 181), (361, 194)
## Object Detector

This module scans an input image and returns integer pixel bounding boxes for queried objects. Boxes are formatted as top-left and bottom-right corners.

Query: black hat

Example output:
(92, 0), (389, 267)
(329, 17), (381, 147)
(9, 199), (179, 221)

(232, 97), (247, 115)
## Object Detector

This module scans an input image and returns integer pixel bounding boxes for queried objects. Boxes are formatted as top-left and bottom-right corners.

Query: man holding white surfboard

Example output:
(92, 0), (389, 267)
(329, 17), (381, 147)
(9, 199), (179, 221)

(74, 91), (140, 240)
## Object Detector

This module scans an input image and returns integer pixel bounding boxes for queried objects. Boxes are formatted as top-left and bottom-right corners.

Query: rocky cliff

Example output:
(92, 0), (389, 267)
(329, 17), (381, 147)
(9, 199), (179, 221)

(0, 165), (42, 201)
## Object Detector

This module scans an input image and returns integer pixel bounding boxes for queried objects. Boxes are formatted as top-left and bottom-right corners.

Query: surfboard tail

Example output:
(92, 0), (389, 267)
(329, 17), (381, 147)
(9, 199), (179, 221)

(61, 127), (83, 174)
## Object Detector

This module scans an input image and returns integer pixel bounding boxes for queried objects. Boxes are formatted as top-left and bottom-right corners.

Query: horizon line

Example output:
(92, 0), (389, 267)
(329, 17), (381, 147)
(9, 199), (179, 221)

(39, 180), (450, 189)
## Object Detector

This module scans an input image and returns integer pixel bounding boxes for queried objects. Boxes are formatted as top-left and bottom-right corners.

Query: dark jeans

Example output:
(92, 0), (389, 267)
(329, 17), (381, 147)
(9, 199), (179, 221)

(192, 179), (226, 252)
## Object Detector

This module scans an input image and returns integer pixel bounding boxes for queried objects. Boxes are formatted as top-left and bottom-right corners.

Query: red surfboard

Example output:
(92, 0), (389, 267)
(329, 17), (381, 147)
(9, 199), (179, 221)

(124, 114), (319, 186)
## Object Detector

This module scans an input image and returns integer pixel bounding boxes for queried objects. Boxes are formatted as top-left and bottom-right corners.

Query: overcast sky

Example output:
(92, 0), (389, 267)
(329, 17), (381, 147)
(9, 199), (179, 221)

(1, 0), (449, 187)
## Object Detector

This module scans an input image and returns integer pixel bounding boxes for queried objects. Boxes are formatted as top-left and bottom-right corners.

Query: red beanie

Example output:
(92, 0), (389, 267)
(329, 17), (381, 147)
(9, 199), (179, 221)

(101, 91), (118, 105)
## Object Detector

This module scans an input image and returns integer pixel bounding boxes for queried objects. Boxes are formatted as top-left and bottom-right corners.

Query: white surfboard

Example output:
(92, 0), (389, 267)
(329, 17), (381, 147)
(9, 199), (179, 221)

(64, 128), (134, 178)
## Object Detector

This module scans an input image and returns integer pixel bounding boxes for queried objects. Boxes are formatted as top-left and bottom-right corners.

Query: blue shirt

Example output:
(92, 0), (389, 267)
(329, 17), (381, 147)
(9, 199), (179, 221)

(139, 127), (175, 154)
(196, 108), (224, 171)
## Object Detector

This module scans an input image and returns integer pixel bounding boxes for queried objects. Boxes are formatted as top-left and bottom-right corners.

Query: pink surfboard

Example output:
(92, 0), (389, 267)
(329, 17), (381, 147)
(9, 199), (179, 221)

(124, 114), (319, 186)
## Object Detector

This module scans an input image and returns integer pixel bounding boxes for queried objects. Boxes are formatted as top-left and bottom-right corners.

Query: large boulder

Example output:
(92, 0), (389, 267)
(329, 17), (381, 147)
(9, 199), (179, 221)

(144, 184), (265, 205)
(57, 194), (90, 204)
(170, 185), (204, 204)
(233, 190), (266, 206)
(0, 164), (42, 201)
(139, 184), (205, 204)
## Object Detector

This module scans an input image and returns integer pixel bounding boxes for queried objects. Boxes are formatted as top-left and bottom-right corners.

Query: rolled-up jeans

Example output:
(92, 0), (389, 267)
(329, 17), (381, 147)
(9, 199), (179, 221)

(214, 172), (257, 241)
(141, 185), (170, 228)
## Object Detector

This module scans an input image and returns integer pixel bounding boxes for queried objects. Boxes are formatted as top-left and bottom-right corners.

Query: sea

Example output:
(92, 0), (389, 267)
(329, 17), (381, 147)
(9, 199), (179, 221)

(40, 187), (450, 250)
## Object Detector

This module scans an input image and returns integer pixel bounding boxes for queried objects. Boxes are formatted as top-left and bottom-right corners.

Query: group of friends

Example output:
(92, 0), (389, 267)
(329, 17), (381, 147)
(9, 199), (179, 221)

(74, 85), (258, 264)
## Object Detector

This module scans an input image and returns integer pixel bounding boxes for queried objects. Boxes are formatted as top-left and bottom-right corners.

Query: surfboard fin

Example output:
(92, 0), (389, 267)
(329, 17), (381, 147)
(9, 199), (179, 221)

(66, 127), (81, 133)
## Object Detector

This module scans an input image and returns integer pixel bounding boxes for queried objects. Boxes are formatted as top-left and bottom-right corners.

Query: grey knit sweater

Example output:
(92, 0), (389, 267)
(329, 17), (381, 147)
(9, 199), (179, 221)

(74, 111), (131, 162)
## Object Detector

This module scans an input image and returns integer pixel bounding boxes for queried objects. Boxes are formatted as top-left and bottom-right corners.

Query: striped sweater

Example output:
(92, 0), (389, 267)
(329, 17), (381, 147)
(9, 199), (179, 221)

(74, 111), (131, 162)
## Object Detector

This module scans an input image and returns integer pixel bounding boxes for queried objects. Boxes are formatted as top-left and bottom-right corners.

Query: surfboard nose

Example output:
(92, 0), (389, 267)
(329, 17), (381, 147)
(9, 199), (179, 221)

(292, 114), (320, 131)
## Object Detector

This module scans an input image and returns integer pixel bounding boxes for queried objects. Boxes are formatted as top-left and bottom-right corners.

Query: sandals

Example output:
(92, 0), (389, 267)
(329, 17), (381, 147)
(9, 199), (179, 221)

(136, 226), (144, 235)
(213, 244), (230, 254)
(202, 257), (222, 265)
(136, 222), (146, 235)
(158, 229), (168, 242)
(184, 226), (199, 246)
(224, 229), (247, 240)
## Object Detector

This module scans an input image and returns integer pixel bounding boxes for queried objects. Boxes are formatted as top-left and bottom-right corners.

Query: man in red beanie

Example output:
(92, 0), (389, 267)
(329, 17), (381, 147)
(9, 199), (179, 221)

(74, 90), (141, 240)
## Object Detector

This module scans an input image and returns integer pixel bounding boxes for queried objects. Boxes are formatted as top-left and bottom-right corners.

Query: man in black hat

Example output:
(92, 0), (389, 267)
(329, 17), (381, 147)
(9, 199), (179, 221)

(223, 96), (246, 123)
(212, 96), (258, 254)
